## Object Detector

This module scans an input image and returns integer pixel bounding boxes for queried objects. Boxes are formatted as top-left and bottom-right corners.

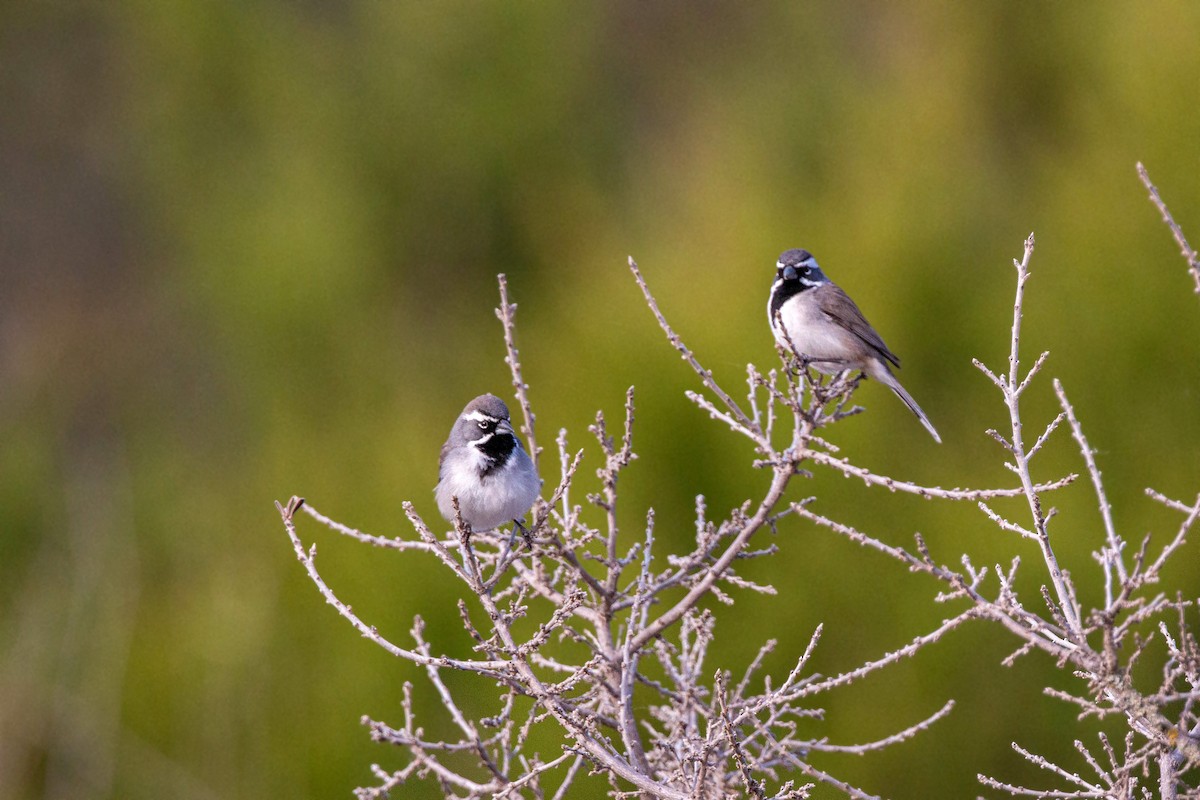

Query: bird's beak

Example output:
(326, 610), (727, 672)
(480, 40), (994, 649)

(498, 419), (515, 435)
(783, 266), (798, 281)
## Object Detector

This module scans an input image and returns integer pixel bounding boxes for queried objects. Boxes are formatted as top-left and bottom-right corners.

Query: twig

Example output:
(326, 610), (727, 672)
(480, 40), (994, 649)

(994, 233), (1083, 638)
(628, 463), (794, 652)
(1054, 379), (1127, 587)
(628, 256), (754, 430)
(1138, 162), (1200, 294)
(275, 499), (511, 676)
(803, 449), (1076, 500)
(808, 699), (955, 754)
(497, 274), (541, 464)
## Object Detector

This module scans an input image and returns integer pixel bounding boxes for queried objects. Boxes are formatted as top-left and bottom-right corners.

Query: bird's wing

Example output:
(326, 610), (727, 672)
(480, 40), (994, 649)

(816, 284), (901, 368)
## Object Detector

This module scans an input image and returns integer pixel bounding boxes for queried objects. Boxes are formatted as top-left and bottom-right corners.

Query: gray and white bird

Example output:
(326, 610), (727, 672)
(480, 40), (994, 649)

(767, 248), (941, 443)
(435, 393), (541, 531)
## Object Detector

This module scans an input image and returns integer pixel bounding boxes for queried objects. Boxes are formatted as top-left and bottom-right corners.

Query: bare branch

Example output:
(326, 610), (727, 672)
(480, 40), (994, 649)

(803, 449), (1076, 501)
(1055, 379), (1127, 587)
(275, 499), (511, 676)
(497, 273), (541, 464)
(628, 255), (755, 430)
(1138, 162), (1200, 294)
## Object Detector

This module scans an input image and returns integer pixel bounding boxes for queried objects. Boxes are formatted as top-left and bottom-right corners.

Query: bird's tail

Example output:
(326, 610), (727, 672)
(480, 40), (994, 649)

(872, 364), (942, 444)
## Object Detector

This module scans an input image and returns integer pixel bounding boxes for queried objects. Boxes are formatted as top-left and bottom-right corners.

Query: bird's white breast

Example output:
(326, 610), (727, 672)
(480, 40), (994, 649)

(435, 444), (540, 531)
(771, 291), (860, 373)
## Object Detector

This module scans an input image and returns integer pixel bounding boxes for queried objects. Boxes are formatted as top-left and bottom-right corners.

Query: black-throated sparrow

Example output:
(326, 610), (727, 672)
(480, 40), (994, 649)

(768, 248), (941, 443)
(435, 393), (541, 531)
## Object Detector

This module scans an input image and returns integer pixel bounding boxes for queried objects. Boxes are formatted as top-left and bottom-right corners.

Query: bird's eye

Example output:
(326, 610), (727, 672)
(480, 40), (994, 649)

(477, 420), (490, 430)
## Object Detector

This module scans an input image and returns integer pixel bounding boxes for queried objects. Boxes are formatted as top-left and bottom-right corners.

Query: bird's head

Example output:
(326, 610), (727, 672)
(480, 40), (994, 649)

(458, 394), (517, 449)
(776, 249), (827, 287)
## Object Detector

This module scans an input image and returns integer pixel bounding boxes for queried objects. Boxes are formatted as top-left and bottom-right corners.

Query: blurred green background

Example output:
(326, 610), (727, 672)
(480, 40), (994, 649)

(3, 2), (1199, 798)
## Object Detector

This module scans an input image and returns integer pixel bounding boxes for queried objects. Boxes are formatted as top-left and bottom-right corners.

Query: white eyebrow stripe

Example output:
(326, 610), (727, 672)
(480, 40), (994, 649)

(464, 410), (501, 424)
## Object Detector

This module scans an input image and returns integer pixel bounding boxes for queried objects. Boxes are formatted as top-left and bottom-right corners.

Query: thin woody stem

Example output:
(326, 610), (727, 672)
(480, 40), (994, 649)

(1137, 162), (1200, 294)
(629, 462), (793, 652)
(1002, 234), (1083, 638)
(628, 256), (755, 430)
(497, 274), (540, 466)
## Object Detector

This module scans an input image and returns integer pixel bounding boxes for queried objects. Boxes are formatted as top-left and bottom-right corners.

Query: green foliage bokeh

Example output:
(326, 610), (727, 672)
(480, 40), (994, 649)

(2, 2), (1199, 798)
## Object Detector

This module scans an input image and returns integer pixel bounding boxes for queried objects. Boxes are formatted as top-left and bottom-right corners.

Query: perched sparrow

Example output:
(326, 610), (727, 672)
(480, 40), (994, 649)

(435, 394), (541, 530)
(768, 248), (941, 443)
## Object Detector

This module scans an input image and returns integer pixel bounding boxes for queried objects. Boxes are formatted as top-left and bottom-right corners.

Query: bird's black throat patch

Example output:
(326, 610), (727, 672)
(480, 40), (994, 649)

(476, 432), (516, 476)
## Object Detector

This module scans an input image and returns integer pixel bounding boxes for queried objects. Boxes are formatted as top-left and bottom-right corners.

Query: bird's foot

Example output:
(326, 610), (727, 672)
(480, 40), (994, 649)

(512, 518), (533, 548)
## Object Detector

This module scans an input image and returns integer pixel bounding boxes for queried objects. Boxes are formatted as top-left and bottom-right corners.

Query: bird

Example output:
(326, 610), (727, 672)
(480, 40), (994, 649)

(767, 248), (941, 443)
(435, 393), (541, 532)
